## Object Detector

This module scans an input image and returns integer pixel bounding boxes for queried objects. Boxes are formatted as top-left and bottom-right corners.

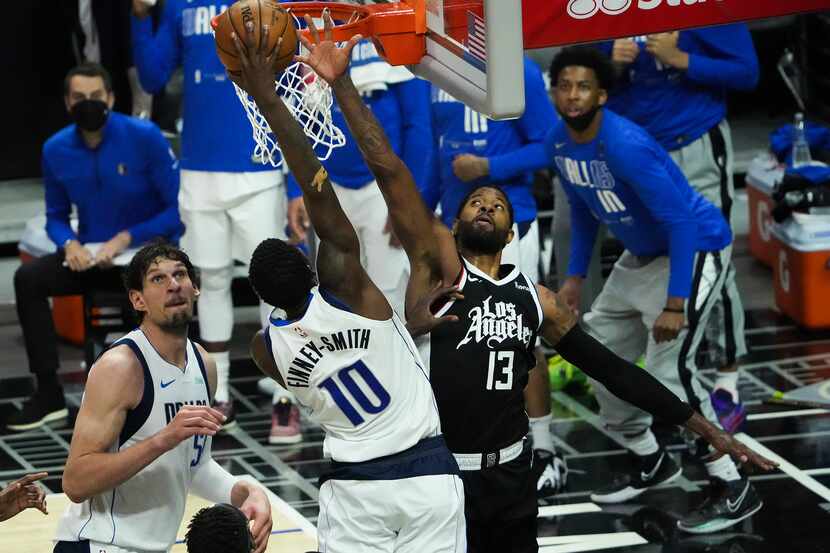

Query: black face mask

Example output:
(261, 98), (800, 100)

(557, 105), (600, 132)
(70, 99), (109, 132)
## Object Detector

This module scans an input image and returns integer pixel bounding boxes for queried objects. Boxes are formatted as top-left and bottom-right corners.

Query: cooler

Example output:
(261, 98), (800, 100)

(746, 155), (785, 267)
(771, 213), (830, 329)
(18, 214), (85, 346)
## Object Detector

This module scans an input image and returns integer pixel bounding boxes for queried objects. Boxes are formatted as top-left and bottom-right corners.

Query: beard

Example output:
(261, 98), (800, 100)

(456, 219), (510, 255)
(556, 104), (600, 132)
(158, 307), (193, 331)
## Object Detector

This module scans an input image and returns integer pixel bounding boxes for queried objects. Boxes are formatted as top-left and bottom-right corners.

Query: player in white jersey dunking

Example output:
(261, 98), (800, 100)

(54, 242), (272, 553)
(231, 19), (465, 553)
(273, 14), (777, 553)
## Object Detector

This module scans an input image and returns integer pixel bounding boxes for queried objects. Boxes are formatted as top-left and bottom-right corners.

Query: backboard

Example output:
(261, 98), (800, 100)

(411, 0), (525, 120)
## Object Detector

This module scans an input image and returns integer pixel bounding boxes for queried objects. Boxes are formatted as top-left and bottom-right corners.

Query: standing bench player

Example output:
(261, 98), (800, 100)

(232, 19), (466, 553)
(284, 14), (777, 553)
(54, 242), (272, 553)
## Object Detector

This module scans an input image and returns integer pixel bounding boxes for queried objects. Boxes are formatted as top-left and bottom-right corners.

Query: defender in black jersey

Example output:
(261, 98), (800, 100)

(290, 30), (777, 553)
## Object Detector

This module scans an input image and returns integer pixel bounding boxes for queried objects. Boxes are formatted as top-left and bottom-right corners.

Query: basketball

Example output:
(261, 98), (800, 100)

(212, 0), (298, 76)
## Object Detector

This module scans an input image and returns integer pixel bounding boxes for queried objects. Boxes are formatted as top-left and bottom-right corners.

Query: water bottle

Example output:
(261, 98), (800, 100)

(791, 112), (812, 167)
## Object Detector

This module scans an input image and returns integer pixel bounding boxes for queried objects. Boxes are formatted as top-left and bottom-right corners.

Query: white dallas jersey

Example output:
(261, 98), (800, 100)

(267, 287), (441, 463)
(55, 329), (212, 553)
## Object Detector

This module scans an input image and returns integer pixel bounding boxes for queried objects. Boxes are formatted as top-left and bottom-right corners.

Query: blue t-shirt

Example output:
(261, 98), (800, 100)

(544, 110), (730, 298)
(42, 112), (184, 247)
(132, 1), (276, 172)
(598, 24), (758, 150)
(427, 57), (557, 226)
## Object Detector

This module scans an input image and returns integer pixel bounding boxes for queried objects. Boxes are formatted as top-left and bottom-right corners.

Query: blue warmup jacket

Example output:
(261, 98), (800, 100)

(286, 42), (433, 199)
(427, 57), (557, 227)
(42, 112), (183, 247)
(132, 0), (277, 171)
(598, 24), (759, 151)
(538, 110), (730, 298)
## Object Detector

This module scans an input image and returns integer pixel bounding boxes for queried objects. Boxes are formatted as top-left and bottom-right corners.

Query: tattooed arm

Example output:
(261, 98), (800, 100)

(229, 20), (389, 319)
(296, 13), (459, 316)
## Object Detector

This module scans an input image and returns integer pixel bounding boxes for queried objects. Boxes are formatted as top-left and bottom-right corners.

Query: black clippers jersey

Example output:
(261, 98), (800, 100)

(420, 258), (543, 454)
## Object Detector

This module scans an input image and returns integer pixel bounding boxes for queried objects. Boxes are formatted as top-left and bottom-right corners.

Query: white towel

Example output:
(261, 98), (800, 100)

(349, 40), (416, 96)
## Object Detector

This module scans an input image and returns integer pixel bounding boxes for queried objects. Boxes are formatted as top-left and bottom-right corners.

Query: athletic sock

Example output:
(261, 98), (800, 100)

(213, 351), (231, 403)
(624, 429), (660, 457)
(714, 371), (740, 403)
(272, 381), (295, 405)
(705, 454), (742, 482)
(529, 413), (554, 453)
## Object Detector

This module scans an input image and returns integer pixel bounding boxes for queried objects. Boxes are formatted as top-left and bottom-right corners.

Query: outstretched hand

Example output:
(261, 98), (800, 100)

(405, 283), (465, 338)
(685, 412), (777, 472)
(0, 472), (49, 522)
(295, 10), (362, 85)
(229, 21), (283, 101)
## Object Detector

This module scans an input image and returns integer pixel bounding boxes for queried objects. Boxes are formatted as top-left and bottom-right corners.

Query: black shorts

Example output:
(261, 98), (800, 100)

(54, 541), (91, 553)
(460, 442), (538, 553)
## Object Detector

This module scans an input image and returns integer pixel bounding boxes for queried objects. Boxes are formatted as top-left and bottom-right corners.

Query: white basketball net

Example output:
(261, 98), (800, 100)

(232, 26), (346, 167)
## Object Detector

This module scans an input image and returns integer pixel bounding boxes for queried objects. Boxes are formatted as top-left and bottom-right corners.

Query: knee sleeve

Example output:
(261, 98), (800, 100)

(197, 265), (234, 342)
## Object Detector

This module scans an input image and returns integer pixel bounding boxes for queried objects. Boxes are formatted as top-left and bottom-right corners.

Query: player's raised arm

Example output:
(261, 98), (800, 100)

(296, 13), (449, 293)
(533, 283), (777, 472)
(229, 21), (359, 264)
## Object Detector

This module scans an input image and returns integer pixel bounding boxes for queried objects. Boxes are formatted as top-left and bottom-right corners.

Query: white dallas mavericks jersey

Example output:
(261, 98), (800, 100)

(267, 287), (441, 463)
(55, 329), (212, 553)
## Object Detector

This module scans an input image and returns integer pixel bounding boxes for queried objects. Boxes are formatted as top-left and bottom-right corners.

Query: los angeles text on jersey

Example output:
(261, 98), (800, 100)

(164, 399), (208, 424)
(457, 296), (533, 349)
(287, 328), (372, 388)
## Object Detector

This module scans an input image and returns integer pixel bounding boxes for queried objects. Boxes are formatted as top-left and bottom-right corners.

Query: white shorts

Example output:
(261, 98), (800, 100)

(318, 474), (466, 553)
(179, 170), (286, 269)
(501, 219), (540, 284)
(331, 182), (410, 315)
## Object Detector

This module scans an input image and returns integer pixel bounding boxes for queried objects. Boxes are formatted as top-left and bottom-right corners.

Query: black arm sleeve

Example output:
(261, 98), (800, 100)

(556, 325), (694, 425)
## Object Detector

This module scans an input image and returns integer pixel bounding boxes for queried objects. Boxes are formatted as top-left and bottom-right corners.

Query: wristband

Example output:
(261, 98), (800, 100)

(663, 306), (684, 314)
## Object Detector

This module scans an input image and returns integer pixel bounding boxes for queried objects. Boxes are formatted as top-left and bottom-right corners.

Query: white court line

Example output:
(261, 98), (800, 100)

(538, 532), (647, 552)
(538, 503), (602, 518)
(241, 475), (318, 539)
(747, 408), (829, 421)
(736, 433), (830, 503)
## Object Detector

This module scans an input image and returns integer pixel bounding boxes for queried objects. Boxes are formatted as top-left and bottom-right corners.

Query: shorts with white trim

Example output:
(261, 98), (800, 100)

(458, 440), (537, 553)
(502, 220), (541, 284)
(584, 246), (733, 436)
(669, 120), (747, 368)
(179, 170), (286, 269)
(317, 436), (466, 553)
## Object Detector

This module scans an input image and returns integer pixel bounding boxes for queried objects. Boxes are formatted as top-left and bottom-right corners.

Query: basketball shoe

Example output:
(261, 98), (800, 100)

(590, 449), (682, 503)
(533, 449), (568, 498)
(269, 397), (302, 444)
(678, 477), (762, 534)
(710, 389), (747, 434)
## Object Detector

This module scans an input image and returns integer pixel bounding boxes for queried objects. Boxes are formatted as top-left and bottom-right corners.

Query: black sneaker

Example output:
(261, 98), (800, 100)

(590, 450), (682, 504)
(6, 392), (68, 432)
(677, 477), (763, 534)
(532, 449), (568, 498)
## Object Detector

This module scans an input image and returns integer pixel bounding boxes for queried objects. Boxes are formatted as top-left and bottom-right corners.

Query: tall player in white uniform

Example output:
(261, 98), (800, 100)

(54, 242), (272, 553)
(232, 19), (465, 553)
